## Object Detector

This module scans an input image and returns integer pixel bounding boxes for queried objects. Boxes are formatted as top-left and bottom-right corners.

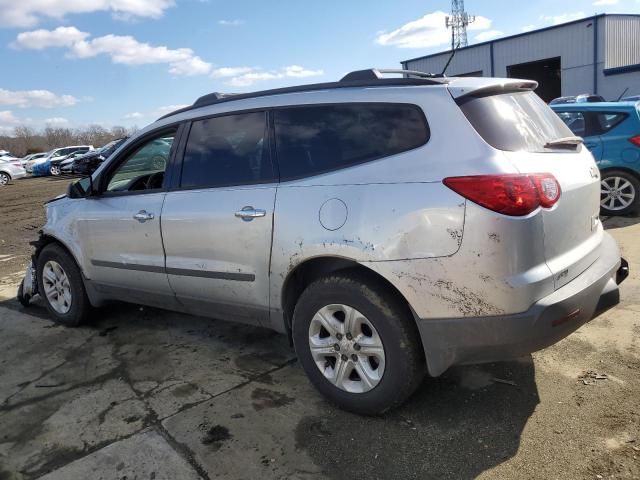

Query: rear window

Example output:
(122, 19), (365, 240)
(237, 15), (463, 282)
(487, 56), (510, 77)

(459, 91), (574, 152)
(555, 111), (629, 137)
(274, 103), (429, 180)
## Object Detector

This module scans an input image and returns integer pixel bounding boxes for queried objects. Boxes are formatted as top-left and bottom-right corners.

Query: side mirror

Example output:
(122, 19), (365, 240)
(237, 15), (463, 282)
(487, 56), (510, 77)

(67, 176), (98, 199)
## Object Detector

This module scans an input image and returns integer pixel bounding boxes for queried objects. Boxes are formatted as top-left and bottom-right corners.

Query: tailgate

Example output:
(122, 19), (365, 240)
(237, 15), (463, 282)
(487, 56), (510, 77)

(454, 85), (603, 290)
(503, 148), (602, 289)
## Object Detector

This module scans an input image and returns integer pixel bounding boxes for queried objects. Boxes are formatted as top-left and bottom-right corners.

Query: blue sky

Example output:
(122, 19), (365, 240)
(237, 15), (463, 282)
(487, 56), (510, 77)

(0, 0), (638, 134)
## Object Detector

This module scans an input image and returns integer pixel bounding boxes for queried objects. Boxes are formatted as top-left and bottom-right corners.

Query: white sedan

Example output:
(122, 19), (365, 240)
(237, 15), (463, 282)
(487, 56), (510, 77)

(0, 159), (27, 186)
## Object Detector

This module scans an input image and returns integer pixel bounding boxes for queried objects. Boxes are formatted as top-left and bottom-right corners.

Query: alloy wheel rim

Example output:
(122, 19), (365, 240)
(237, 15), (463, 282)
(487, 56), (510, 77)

(308, 304), (386, 393)
(601, 177), (635, 211)
(42, 260), (72, 314)
(51, 165), (60, 175)
(0, 173), (8, 185)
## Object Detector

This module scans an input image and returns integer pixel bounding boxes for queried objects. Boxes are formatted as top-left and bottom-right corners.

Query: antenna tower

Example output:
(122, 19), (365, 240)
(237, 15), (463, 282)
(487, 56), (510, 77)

(445, 0), (476, 50)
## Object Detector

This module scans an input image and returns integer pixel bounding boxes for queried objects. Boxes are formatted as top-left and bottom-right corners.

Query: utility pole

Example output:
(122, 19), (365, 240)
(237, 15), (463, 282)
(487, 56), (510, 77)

(445, 0), (476, 50)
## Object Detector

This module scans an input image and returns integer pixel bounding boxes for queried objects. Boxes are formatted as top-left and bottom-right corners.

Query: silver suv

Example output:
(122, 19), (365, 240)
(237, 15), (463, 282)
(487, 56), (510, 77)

(20, 69), (629, 414)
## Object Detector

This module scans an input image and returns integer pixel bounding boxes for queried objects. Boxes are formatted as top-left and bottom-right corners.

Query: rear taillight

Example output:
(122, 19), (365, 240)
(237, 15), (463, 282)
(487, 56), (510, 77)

(443, 173), (561, 216)
(629, 135), (640, 148)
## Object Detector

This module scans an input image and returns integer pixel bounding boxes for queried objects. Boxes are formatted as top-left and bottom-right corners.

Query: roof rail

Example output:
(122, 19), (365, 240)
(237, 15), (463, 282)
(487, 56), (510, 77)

(157, 69), (448, 120)
(193, 92), (234, 108)
(340, 68), (444, 82)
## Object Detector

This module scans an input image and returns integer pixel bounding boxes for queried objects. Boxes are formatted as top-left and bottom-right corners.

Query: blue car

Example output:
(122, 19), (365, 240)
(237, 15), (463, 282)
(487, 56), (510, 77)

(551, 101), (640, 216)
(31, 160), (52, 177)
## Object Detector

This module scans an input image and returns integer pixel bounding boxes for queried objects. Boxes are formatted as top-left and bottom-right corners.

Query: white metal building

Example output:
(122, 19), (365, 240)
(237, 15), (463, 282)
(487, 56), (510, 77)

(401, 14), (640, 102)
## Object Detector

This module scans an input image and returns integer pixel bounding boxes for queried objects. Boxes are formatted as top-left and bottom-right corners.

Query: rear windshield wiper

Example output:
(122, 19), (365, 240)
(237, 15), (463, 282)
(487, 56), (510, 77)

(544, 136), (584, 149)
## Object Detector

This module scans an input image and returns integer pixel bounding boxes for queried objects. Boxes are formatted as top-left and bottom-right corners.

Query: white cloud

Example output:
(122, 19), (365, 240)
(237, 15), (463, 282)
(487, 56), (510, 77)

(45, 117), (69, 126)
(474, 29), (503, 42)
(0, 0), (174, 28)
(218, 19), (244, 26)
(227, 65), (324, 87)
(593, 0), (618, 5)
(0, 110), (22, 135)
(0, 88), (78, 108)
(375, 11), (493, 49)
(211, 66), (255, 78)
(124, 112), (144, 119)
(16, 28), (213, 76)
(13, 26), (89, 49)
(154, 104), (190, 116)
(284, 65), (324, 78)
(540, 12), (586, 25)
(522, 24), (536, 32)
(468, 16), (492, 31)
(0, 111), (20, 124)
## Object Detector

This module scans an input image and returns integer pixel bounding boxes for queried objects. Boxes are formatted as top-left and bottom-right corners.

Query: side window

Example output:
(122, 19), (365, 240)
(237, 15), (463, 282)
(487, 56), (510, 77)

(593, 112), (628, 135)
(274, 103), (429, 180)
(181, 111), (272, 189)
(106, 131), (175, 193)
(556, 111), (586, 137)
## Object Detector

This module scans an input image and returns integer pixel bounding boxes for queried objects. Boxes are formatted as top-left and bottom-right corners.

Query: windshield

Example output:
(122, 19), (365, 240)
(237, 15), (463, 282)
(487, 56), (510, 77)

(459, 91), (575, 152)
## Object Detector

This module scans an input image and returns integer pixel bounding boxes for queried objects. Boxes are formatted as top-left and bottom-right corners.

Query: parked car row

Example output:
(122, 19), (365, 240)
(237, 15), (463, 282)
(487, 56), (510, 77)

(29, 145), (94, 176)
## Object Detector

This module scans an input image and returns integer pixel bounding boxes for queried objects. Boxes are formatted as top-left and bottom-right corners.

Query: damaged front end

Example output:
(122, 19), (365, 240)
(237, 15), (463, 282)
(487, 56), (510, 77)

(17, 260), (37, 307)
(17, 232), (51, 307)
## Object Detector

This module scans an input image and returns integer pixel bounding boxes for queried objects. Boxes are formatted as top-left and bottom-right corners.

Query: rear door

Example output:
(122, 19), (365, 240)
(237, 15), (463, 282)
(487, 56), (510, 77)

(161, 111), (276, 326)
(458, 91), (601, 289)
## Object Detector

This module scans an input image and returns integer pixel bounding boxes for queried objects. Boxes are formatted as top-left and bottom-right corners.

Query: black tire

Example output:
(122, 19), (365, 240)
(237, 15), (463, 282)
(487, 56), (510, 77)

(600, 170), (640, 217)
(292, 272), (425, 415)
(0, 172), (10, 186)
(36, 243), (91, 326)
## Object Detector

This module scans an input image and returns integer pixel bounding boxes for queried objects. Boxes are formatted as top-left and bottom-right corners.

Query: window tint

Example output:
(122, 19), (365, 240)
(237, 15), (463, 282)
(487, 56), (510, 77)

(106, 132), (175, 193)
(181, 112), (272, 188)
(557, 111), (586, 137)
(274, 103), (428, 180)
(459, 92), (574, 152)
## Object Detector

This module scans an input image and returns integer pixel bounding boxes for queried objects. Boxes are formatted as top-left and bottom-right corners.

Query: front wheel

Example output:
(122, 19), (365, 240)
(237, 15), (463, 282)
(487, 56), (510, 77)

(0, 172), (10, 186)
(36, 243), (91, 326)
(292, 273), (425, 415)
(600, 170), (640, 216)
(49, 164), (61, 176)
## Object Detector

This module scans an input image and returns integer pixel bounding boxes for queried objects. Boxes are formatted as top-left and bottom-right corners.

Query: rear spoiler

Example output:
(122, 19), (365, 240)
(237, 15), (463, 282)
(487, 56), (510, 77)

(448, 79), (538, 104)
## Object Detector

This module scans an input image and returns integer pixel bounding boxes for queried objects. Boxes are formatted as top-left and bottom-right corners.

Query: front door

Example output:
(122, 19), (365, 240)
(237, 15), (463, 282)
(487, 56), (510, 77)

(161, 111), (276, 325)
(79, 128), (179, 308)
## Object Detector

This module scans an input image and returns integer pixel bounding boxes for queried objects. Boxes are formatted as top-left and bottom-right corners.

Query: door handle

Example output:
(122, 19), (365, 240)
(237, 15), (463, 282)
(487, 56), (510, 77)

(234, 206), (266, 221)
(133, 210), (155, 223)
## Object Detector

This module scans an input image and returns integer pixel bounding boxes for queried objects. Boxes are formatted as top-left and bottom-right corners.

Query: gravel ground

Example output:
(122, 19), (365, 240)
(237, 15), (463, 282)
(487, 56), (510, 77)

(0, 176), (638, 480)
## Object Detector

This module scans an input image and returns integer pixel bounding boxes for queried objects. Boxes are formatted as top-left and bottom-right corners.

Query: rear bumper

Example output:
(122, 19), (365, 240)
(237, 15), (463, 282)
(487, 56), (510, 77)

(418, 232), (627, 376)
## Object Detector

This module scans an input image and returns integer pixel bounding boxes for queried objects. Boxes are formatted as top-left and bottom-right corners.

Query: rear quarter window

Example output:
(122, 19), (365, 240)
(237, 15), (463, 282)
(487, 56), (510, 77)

(274, 103), (429, 180)
(459, 91), (574, 152)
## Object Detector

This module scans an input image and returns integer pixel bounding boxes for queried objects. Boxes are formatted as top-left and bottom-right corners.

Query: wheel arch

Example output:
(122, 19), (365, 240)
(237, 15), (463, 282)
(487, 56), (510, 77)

(0, 170), (12, 180)
(281, 255), (420, 335)
(33, 233), (104, 307)
(599, 166), (640, 182)
(33, 233), (86, 278)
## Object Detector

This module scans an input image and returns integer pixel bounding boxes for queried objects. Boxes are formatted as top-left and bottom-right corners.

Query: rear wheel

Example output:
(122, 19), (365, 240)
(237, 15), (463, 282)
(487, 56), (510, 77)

(0, 172), (10, 186)
(600, 170), (640, 216)
(36, 243), (91, 326)
(292, 273), (425, 415)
